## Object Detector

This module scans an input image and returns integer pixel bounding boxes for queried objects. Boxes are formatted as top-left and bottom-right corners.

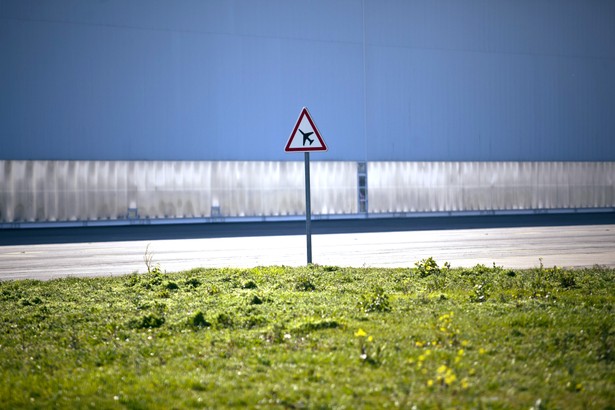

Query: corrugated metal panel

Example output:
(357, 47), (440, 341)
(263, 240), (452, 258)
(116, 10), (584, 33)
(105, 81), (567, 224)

(2, 160), (613, 224)
(0, 160), (359, 223)
(367, 161), (615, 213)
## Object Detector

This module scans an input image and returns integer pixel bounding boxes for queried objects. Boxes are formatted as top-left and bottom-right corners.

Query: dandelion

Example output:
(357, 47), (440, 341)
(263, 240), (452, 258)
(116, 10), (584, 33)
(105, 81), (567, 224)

(455, 349), (465, 363)
(438, 313), (451, 322)
(436, 364), (457, 386)
(354, 328), (367, 337)
(415, 341), (425, 348)
(479, 348), (486, 355)
(427, 379), (434, 387)
(367, 335), (374, 342)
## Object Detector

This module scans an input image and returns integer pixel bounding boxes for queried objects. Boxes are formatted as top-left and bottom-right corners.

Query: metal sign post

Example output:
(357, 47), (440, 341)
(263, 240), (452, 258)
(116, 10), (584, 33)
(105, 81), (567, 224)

(285, 107), (327, 265)
(304, 152), (312, 264)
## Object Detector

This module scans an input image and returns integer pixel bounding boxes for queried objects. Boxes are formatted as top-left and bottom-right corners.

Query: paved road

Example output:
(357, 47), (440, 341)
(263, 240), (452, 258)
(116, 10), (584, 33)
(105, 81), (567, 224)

(1, 213), (614, 281)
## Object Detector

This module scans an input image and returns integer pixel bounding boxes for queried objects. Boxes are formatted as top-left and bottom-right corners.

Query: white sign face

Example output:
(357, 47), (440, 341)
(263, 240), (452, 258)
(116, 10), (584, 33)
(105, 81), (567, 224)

(285, 107), (327, 152)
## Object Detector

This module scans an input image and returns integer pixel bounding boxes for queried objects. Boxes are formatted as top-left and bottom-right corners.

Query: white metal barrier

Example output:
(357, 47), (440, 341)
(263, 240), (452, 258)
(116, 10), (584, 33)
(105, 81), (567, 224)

(0, 160), (613, 225)
(0, 161), (357, 223)
(368, 162), (615, 213)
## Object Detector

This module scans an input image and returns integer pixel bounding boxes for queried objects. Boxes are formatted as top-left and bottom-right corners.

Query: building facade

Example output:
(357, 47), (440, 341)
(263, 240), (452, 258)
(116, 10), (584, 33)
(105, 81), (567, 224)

(1, 1), (614, 225)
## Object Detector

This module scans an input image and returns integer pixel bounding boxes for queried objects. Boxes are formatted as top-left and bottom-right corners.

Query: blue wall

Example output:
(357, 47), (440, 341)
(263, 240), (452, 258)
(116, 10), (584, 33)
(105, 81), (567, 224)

(1, 0), (614, 161)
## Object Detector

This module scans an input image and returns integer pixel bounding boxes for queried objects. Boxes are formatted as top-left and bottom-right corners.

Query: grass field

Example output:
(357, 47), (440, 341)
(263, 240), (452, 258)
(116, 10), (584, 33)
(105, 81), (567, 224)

(1, 259), (614, 409)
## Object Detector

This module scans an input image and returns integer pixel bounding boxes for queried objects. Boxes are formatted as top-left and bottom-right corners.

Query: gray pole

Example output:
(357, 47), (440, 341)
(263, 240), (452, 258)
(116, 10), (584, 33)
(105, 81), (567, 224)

(304, 152), (312, 264)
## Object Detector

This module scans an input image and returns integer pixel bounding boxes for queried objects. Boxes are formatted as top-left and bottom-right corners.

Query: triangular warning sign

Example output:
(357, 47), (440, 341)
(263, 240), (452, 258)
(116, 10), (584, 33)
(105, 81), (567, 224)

(285, 107), (328, 152)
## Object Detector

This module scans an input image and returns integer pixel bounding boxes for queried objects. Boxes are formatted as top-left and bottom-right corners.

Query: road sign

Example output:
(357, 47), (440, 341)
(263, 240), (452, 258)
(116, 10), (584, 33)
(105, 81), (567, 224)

(284, 107), (328, 265)
(285, 107), (327, 152)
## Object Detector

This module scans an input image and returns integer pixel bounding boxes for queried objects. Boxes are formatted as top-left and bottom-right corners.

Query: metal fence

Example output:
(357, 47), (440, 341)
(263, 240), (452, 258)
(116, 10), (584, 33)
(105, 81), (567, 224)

(0, 160), (613, 225)
(368, 162), (615, 213)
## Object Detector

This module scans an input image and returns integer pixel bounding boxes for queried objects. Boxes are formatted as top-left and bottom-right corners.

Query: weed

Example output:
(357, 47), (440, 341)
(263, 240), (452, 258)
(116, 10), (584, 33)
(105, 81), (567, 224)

(557, 271), (577, 289)
(415, 257), (442, 277)
(189, 311), (211, 329)
(358, 286), (391, 313)
(242, 315), (267, 329)
(184, 278), (201, 288)
(295, 320), (341, 334)
(155, 289), (170, 298)
(128, 314), (165, 329)
(215, 312), (234, 329)
(143, 243), (155, 274)
(295, 274), (316, 291)
(250, 295), (264, 305)
(263, 323), (287, 344)
(470, 281), (490, 303)
(20, 296), (43, 306)
(164, 281), (179, 290)
(242, 280), (258, 290)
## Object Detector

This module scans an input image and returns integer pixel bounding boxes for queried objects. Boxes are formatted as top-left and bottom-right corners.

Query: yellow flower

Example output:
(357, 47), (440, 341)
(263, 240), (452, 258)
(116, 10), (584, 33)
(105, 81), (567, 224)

(427, 379), (434, 387)
(354, 328), (367, 337)
(445, 372), (457, 385)
(479, 348), (486, 355)
(461, 378), (469, 389)
(437, 365), (448, 374)
(367, 335), (374, 342)
(415, 341), (425, 348)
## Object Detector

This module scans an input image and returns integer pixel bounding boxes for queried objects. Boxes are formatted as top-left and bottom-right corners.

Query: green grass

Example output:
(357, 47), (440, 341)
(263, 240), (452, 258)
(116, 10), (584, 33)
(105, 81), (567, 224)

(1, 260), (614, 409)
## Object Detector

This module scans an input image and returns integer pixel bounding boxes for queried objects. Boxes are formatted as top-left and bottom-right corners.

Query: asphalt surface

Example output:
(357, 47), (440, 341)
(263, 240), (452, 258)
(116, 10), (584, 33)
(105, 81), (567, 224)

(0, 213), (614, 281)
(1, 212), (614, 245)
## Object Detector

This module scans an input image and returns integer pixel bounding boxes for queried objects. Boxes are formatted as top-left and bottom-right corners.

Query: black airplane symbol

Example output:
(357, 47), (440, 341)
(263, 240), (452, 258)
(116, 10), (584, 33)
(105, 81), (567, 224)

(299, 129), (314, 145)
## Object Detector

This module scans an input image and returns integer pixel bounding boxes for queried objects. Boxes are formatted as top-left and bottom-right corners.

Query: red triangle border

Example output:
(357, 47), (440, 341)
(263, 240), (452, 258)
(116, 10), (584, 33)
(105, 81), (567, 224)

(285, 107), (328, 152)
